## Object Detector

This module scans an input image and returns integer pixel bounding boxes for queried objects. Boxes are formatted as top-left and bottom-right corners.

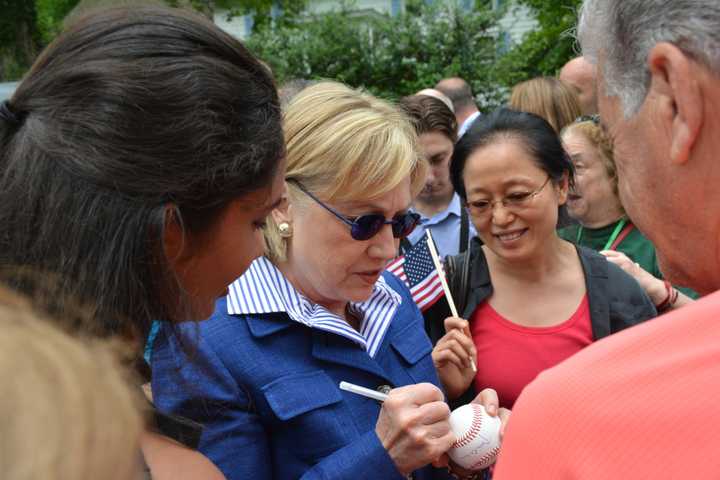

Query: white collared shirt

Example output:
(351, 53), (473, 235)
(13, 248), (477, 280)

(227, 257), (402, 358)
(458, 111), (481, 138)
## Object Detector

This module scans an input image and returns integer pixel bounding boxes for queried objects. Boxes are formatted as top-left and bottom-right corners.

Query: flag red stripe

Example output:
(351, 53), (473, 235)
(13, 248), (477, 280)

(415, 281), (443, 305)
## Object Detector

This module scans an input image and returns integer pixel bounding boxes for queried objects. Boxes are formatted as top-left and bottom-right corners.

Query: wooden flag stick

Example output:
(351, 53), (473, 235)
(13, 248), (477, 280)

(425, 231), (476, 373)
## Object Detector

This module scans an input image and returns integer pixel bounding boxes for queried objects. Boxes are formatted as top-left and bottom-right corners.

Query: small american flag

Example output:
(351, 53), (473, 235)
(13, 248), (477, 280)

(386, 233), (444, 312)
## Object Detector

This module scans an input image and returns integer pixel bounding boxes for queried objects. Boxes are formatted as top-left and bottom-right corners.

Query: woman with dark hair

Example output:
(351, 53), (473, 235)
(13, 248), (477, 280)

(0, 6), (285, 479)
(427, 109), (656, 410)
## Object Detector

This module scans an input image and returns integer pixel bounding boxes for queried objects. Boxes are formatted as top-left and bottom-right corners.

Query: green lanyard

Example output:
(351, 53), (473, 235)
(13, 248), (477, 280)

(576, 218), (627, 251)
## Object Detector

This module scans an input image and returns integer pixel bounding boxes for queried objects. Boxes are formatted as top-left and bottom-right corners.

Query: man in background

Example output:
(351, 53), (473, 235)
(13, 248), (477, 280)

(559, 56), (598, 115)
(435, 77), (480, 137)
(399, 94), (476, 259)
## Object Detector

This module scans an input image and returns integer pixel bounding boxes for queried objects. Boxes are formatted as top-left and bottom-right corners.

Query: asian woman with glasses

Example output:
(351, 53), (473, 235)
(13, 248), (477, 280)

(151, 82), (507, 480)
(426, 109), (657, 411)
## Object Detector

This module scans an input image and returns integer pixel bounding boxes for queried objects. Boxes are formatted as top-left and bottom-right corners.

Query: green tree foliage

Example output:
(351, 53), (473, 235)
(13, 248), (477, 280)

(0, 0), (39, 80)
(215, 0), (307, 27)
(492, 0), (581, 87)
(1, 0), (82, 80)
(36, 0), (82, 43)
(247, 1), (502, 106)
(0, 0), (282, 80)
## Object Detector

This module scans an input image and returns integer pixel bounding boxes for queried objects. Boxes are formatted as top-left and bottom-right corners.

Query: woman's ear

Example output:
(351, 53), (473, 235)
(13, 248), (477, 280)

(556, 172), (570, 206)
(162, 204), (186, 264)
(271, 192), (292, 225)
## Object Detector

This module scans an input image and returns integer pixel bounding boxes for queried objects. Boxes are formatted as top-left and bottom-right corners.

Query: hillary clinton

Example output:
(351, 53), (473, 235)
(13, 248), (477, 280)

(151, 82), (502, 480)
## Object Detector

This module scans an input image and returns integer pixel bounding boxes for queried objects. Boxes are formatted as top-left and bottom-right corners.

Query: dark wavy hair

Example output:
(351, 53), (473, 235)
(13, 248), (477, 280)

(451, 108), (575, 200)
(0, 6), (284, 338)
(398, 95), (458, 142)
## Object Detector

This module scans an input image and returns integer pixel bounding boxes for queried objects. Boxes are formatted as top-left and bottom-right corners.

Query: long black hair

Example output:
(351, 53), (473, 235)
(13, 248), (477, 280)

(451, 108), (575, 199)
(0, 6), (284, 338)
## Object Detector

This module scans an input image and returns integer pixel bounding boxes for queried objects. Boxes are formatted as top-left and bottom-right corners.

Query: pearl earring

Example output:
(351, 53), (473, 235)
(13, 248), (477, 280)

(278, 222), (292, 237)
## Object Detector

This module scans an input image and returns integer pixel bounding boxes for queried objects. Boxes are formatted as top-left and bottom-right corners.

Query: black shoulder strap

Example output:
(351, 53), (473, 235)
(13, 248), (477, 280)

(446, 247), (472, 317)
(459, 206), (469, 253)
(399, 237), (412, 256)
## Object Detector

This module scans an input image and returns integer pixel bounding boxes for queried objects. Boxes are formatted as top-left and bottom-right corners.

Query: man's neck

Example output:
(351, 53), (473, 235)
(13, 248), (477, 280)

(414, 192), (455, 218)
(456, 107), (478, 129)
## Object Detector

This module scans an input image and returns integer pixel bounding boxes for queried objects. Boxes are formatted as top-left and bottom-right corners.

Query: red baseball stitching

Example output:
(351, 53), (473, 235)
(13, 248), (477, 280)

(452, 404), (483, 449)
(468, 446), (501, 471)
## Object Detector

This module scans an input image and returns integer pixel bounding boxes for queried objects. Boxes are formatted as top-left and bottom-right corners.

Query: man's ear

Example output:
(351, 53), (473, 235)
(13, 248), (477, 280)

(647, 42), (703, 165)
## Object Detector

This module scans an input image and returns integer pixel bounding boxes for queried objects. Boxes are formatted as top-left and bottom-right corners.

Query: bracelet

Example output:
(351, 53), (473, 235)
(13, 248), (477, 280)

(655, 280), (678, 312)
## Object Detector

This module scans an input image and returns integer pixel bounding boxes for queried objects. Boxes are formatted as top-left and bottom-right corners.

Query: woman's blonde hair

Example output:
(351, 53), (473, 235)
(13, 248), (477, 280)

(265, 81), (426, 261)
(562, 120), (621, 200)
(0, 286), (143, 480)
(509, 77), (582, 133)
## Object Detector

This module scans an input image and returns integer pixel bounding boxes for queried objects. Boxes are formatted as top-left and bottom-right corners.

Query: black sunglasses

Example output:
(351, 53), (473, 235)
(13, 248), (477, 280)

(288, 180), (420, 241)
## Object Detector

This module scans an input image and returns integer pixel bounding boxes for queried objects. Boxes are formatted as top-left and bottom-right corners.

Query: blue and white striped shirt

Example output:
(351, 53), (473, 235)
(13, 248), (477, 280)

(227, 257), (402, 358)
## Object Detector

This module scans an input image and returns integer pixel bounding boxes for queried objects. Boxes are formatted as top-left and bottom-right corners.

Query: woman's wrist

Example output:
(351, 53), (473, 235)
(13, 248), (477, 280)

(655, 280), (679, 312)
(648, 278), (670, 306)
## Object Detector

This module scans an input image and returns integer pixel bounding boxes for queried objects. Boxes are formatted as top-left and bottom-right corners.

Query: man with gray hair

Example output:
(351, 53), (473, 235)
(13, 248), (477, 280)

(494, 1), (720, 478)
(435, 77), (480, 137)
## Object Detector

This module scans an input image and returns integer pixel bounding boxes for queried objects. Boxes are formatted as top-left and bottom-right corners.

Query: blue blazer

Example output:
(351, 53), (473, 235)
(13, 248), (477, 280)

(151, 272), (453, 480)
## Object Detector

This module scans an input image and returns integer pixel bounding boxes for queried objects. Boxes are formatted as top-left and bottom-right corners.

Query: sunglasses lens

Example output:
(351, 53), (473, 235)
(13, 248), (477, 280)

(351, 215), (385, 241)
(393, 213), (420, 238)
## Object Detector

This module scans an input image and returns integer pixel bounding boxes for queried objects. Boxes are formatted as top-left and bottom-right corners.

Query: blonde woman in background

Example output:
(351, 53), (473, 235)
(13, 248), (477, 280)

(509, 76), (583, 227)
(0, 287), (142, 480)
(509, 76), (582, 133)
(151, 81), (507, 480)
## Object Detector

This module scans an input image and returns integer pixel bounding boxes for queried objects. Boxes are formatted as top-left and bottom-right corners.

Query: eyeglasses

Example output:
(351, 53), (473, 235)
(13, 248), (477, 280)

(575, 114), (600, 125)
(466, 176), (552, 217)
(288, 180), (421, 241)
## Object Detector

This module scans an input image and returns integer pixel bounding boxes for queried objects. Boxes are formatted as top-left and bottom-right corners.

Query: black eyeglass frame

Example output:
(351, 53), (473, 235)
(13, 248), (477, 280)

(288, 179), (421, 241)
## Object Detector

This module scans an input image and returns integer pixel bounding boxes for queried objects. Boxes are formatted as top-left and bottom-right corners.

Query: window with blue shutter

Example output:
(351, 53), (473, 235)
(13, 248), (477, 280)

(391, 0), (402, 16)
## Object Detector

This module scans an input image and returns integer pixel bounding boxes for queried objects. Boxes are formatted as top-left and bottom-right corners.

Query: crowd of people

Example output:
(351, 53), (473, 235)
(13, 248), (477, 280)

(0, 0), (718, 478)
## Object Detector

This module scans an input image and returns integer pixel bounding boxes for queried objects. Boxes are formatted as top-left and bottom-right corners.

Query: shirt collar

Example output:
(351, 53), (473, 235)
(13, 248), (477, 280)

(226, 257), (402, 357)
(447, 192), (463, 217)
(459, 111), (481, 137)
(413, 193), (463, 224)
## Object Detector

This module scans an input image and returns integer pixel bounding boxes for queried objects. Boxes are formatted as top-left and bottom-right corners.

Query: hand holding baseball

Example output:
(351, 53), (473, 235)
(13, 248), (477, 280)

(375, 383), (455, 476)
(471, 388), (511, 441)
(448, 403), (502, 471)
(447, 389), (510, 476)
(432, 316), (477, 400)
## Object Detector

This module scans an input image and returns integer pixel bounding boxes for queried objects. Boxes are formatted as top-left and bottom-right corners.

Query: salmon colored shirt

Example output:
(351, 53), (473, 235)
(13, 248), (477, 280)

(494, 290), (720, 479)
(470, 296), (592, 408)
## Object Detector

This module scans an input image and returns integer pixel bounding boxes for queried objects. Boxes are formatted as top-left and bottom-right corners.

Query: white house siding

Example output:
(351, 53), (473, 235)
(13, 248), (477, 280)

(215, 0), (536, 45)
(307, 0), (402, 15)
(215, 0), (405, 39)
(497, 2), (538, 46)
(214, 10), (253, 39)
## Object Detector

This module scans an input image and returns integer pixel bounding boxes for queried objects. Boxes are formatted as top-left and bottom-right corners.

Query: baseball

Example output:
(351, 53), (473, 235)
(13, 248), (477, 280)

(448, 403), (502, 471)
